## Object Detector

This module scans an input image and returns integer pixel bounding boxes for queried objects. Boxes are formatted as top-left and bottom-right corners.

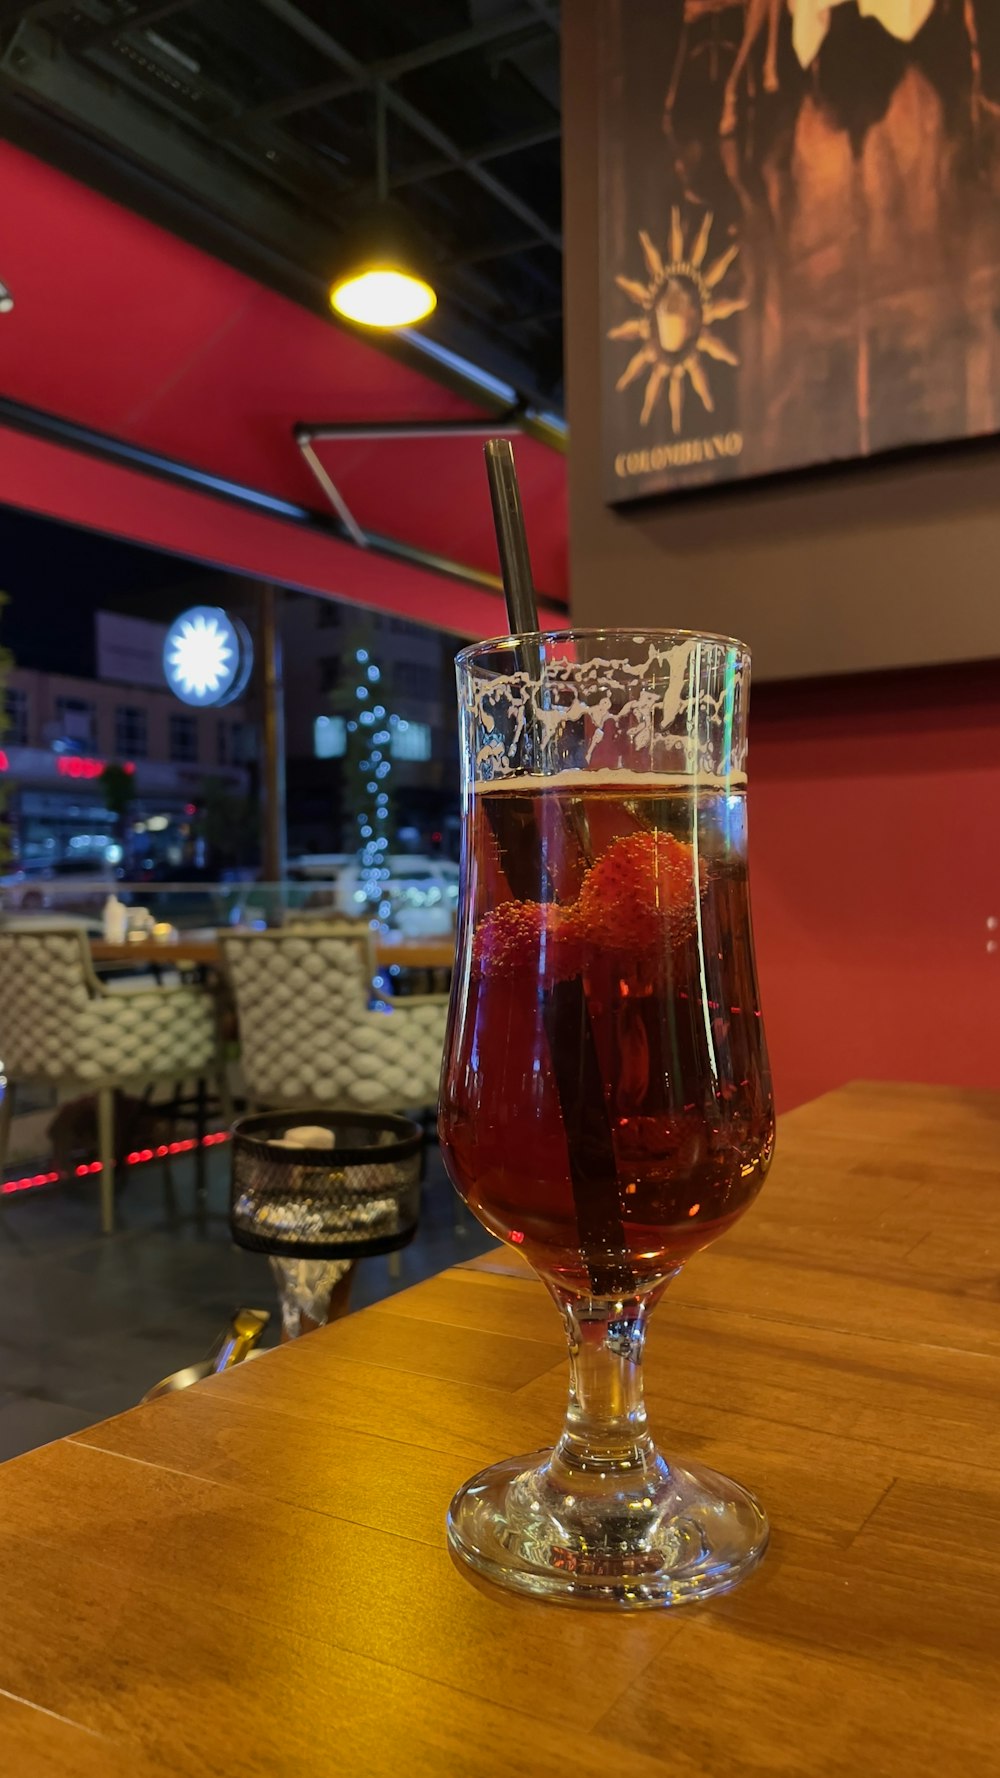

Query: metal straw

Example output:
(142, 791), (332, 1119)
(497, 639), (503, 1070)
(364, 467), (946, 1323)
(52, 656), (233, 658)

(480, 438), (634, 1297)
(484, 438), (539, 636)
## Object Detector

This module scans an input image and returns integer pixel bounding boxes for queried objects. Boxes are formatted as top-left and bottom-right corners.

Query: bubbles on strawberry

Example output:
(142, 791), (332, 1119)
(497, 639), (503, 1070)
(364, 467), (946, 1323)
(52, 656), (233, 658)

(575, 831), (705, 957)
(472, 900), (586, 980)
(471, 834), (704, 981)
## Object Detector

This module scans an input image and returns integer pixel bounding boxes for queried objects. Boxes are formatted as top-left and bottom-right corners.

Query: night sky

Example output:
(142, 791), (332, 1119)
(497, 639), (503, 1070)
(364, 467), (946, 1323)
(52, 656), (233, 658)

(0, 502), (236, 675)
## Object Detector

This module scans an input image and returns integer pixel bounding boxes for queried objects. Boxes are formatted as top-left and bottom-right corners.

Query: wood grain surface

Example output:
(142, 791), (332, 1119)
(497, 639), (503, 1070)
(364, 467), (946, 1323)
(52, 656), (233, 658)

(1, 1080), (998, 1776)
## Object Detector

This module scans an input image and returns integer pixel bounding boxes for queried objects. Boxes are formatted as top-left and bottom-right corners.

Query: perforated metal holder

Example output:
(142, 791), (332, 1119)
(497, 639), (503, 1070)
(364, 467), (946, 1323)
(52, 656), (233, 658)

(230, 1109), (423, 1260)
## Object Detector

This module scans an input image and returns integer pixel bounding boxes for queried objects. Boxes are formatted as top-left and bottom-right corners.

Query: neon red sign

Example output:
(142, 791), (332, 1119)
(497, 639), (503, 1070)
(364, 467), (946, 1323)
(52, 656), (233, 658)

(0, 755), (136, 781)
(57, 756), (105, 780)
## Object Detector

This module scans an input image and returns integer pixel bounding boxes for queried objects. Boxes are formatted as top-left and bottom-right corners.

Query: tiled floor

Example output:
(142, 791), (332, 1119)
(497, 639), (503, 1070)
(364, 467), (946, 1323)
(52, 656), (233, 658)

(0, 1143), (492, 1464)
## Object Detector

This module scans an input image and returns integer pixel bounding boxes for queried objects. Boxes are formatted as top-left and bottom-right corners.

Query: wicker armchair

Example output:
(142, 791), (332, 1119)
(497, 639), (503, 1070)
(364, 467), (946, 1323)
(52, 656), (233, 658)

(280, 910), (377, 977)
(219, 930), (447, 1115)
(0, 928), (223, 1233)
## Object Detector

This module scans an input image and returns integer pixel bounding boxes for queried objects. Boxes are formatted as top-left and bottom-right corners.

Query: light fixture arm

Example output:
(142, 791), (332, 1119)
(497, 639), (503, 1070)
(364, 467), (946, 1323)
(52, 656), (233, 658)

(375, 88), (388, 206)
(329, 88), (437, 328)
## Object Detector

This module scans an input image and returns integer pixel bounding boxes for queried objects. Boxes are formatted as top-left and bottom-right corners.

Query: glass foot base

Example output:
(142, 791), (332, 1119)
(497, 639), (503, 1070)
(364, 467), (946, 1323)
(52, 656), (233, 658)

(447, 1448), (768, 1609)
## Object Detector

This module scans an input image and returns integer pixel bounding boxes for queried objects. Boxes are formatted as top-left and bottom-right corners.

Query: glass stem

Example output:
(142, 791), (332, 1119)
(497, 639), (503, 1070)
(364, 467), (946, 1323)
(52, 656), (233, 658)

(547, 1287), (666, 1485)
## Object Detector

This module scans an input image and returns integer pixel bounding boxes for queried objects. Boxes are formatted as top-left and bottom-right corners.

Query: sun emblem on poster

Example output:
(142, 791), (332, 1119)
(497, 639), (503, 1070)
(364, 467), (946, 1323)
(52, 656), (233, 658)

(608, 208), (746, 433)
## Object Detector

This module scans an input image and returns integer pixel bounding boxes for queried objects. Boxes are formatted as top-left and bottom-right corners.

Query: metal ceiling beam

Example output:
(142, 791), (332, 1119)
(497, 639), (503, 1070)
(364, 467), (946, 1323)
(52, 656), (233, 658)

(70, 0), (199, 44)
(453, 234), (541, 267)
(504, 303), (564, 329)
(461, 120), (562, 164)
(233, 11), (553, 126)
(57, 20), (560, 316)
(0, 85), (561, 416)
(4, 25), (558, 375)
(0, 0), (70, 21)
(254, 0), (562, 251)
(0, 18), (338, 261)
(75, 11), (561, 288)
(49, 6), (563, 322)
(76, 30), (360, 212)
(0, 7), (564, 408)
(387, 123), (560, 193)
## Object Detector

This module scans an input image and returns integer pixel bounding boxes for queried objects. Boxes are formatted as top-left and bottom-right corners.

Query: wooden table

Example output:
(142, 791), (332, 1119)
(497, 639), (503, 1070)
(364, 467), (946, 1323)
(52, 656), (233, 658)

(2, 1081), (998, 1776)
(90, 935), (455, 971)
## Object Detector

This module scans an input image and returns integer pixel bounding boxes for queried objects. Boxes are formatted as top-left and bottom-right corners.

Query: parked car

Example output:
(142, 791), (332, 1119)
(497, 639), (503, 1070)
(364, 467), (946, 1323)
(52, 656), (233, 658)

(0, 859), (124, 915)
(287, 853), (459, 920)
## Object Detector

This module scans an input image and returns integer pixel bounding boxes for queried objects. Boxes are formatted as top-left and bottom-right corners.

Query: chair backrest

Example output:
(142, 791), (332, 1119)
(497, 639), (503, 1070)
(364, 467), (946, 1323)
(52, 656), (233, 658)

(281, 912), (360, 931)
(220, 930), (376, 1105)
(0, 929), (97, 1079)
(281, 912), (377, 973)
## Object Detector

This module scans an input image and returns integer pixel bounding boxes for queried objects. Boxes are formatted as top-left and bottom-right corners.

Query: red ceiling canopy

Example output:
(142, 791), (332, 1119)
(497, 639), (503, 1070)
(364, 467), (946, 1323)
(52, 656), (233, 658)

(0, 142), (567, 631)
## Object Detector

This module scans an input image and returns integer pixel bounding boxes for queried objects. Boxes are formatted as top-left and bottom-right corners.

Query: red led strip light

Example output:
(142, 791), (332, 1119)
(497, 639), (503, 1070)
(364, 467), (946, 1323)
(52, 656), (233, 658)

(1, 1130), (230, 1195)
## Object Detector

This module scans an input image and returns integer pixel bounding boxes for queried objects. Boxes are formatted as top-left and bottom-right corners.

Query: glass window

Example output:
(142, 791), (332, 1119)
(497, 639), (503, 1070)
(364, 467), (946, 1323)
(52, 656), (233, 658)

(115, 705), (148, 758)
(169, 714), (199, 763)
(317, 603), (341, 628)
(319, 655), (341, 694)
(230, 721), (256, 764)
(390, 720), (432, 762)
(217, 719), (228, 766)
(55, 695), (96, 747)
(4, 686), (28, 746)
(314, 715), (347, 759)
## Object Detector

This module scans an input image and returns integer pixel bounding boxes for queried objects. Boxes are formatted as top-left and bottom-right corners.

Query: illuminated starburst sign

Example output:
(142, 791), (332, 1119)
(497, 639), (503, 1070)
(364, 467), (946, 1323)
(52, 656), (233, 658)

(608, 208), (746, 435)
(163, 606), (253, 708)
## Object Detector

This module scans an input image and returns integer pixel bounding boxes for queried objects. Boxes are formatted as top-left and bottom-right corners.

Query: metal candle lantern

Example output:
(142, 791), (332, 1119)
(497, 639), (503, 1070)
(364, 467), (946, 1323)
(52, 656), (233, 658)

(230, 1109), (423, 1336)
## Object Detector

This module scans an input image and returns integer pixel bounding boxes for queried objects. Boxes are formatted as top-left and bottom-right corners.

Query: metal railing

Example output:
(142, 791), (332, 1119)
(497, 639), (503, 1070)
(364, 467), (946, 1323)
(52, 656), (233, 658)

(0, 877), (457, 938)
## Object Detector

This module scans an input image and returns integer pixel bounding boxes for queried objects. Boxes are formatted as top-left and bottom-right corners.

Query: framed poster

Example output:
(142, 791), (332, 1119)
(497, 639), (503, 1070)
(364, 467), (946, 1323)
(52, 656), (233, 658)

(598, 0), (1000, 503)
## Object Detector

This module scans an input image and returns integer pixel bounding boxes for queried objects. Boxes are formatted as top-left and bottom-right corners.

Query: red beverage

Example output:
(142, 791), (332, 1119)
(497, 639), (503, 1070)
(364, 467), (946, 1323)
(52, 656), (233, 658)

(440, 775), (774, 1293)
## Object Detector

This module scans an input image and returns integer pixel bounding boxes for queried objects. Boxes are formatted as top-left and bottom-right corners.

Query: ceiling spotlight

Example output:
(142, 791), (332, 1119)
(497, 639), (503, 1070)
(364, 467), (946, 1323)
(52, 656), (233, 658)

(328, 93), (436, 330)
(331, 262), (436, 329)
(0, 281), (13, 315)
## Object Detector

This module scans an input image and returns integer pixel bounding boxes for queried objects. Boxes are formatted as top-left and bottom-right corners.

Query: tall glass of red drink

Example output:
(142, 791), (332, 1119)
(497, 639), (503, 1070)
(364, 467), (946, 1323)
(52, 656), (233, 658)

(440, 629), (774, 1606)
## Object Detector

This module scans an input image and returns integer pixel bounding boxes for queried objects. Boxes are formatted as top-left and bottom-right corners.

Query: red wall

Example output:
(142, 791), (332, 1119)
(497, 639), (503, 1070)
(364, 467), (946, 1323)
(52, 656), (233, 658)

(749, 662), (1000, 1112)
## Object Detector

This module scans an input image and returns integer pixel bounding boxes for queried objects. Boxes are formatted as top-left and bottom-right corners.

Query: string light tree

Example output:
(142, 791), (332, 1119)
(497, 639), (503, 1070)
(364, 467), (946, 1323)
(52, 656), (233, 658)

(342, 646), (398, 931)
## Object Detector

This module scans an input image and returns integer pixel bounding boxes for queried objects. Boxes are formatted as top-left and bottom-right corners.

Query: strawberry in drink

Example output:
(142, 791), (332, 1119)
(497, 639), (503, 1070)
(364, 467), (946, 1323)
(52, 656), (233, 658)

(439, 774), (773, 1293)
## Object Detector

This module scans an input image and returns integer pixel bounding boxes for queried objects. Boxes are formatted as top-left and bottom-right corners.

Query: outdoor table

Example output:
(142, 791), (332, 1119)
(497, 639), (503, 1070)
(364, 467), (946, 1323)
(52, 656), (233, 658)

(90, 934), (456, 972)
(0, 1081), (997, 1776)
